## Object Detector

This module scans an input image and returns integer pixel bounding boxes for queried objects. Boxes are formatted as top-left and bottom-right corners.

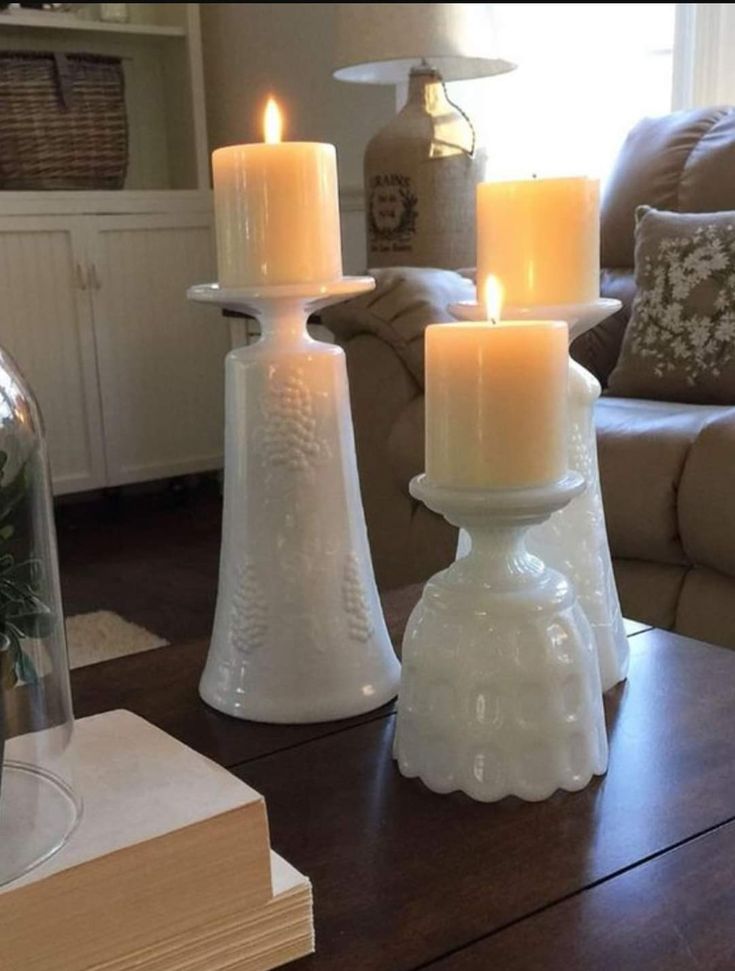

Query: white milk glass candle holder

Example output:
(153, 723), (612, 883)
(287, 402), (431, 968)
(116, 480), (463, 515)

(394, 471), (608, 802)
(188, 278), (400, 724)
(449, 298), (629, 692)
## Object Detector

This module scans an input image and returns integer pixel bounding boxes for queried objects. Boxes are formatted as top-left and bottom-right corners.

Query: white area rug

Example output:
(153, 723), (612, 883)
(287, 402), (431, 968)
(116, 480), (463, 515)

(65, 611), (169, 669)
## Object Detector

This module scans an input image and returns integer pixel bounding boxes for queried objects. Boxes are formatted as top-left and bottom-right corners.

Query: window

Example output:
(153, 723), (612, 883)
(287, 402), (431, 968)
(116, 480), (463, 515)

(450, 3), (676, 184)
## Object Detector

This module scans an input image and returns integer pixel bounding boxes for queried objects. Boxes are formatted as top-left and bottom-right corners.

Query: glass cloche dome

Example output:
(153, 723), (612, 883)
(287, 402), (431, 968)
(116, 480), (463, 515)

(0, 346), (80, 887)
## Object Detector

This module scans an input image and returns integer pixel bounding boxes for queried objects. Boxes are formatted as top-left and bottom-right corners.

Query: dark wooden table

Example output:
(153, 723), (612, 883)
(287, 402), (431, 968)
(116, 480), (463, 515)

(71, 585), (735, 971)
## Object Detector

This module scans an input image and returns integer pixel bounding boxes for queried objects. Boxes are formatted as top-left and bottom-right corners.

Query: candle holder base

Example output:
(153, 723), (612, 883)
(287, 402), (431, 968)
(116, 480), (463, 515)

(450, 298), (629, 692)
(188, 277), (400, 723)
(395, 472), (608, 802)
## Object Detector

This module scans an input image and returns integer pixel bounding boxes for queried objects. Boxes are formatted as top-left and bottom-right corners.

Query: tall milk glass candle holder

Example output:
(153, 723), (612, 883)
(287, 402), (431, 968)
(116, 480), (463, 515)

(191, 97), (399, 723)
(449, 295), (628, 692)
(469, 176), (629, 692)
(394, 310), (608, 801)
(0, 347), (80, 887)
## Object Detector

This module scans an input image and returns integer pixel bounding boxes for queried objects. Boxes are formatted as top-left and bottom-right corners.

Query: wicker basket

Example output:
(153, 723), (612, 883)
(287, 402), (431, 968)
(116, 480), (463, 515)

(0, 51), (128, 190)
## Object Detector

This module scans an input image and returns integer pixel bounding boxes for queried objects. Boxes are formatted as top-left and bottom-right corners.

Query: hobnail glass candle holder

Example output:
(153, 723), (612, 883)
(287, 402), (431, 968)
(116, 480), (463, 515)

(394, 472), (608, 802)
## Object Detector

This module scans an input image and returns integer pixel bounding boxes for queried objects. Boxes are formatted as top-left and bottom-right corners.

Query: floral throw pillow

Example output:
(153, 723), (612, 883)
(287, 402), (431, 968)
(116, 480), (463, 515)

(607, 206), (735, 403)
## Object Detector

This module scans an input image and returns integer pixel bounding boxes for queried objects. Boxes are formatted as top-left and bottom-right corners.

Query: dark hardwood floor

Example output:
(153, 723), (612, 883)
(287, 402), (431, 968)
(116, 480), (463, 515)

(55, 477), (223, 642)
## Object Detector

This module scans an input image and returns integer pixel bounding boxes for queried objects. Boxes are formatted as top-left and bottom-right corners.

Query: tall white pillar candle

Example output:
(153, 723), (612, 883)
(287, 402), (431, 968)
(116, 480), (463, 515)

(212, 98), (343, 287)
(477, 176), (599, 307)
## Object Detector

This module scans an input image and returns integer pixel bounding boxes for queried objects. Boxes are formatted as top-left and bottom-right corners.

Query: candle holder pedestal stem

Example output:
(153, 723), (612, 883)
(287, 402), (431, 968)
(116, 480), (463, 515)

(395, 472), (608, 802)
(188, 278), (400, 723)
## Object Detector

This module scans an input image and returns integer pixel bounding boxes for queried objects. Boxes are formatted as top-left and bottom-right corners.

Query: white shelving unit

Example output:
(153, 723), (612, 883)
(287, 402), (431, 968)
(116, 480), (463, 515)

(0, 10), (185, 38)
(0, 3), (226, 494)
(0, 3), (208, 190)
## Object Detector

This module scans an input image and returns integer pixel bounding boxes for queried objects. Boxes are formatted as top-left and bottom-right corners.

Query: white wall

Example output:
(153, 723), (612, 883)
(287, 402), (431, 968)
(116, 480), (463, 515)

(200, 2), (395, 273)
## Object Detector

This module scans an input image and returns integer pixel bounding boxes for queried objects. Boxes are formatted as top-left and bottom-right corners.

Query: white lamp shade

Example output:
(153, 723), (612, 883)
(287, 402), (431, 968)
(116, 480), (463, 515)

(333, 3), (515, 84)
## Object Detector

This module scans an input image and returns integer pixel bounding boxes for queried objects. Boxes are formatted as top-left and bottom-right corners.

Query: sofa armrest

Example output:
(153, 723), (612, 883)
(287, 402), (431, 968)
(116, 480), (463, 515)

(679, 410), (735, 578)
(322, 267), (474, 390)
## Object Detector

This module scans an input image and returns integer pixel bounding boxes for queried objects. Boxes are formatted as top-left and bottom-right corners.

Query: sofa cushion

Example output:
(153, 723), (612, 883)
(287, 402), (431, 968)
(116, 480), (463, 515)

(601, 107), (735, 269)
(679, 109), (735, 212)
(596, 396), (728, 563)
(676, 566), (735, 648)
(586, 107), (735, 387)
(678, 410), (735, 577)
(612, 559), (687, 631)
(607, 207), (735, 403)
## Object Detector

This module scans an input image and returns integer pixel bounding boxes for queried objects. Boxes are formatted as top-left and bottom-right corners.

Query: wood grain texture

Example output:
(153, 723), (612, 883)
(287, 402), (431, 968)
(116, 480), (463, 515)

(71, 638), (395, 768)
(234, 630), (735, 971)
(430, 818), (735, 970)
(69, 585), (723, 971)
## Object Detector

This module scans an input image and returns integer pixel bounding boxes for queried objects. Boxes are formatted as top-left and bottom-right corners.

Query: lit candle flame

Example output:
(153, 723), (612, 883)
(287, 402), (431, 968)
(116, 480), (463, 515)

(263, 96), (283, 144)
(485, 275), (503, 325)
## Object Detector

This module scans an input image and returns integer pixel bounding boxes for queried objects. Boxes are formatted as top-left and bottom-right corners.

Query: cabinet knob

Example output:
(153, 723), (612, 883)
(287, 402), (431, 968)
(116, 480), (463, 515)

(89, 263), (102, 290)
(75, 262), (88, 290)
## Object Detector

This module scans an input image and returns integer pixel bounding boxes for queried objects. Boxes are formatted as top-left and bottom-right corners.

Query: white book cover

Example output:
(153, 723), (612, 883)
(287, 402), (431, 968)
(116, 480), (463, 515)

(0, 711), (313, 971)
(2, 709), (268, 892)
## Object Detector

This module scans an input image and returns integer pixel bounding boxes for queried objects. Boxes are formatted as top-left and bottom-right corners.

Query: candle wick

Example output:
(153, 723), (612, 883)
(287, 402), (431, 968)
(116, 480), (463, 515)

(490, 316), (497, 327)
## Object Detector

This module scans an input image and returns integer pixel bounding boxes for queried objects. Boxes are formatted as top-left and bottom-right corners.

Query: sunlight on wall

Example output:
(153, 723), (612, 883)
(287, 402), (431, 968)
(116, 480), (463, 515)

(449, 3), (676, 184)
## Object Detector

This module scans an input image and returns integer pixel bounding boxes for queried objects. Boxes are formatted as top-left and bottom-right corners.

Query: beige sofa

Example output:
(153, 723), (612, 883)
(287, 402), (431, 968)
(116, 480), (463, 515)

(323, 106), (735, 649)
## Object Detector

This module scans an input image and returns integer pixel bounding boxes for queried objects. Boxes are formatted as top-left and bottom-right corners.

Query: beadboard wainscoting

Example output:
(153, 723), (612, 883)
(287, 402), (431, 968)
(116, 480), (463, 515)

(0, 197), (227, 493)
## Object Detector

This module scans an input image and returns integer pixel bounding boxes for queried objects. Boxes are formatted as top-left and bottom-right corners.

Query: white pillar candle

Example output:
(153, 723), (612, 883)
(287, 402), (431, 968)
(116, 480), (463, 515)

(477, 176), (599, 307)
(212, 97), (343, 287)
(426, 280), (569, 489)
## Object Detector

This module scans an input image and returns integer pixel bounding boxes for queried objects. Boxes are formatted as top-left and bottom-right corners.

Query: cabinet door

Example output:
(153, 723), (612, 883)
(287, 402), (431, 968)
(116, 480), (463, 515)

(0, 216), (106, 493)
(89, 212), (228, 486)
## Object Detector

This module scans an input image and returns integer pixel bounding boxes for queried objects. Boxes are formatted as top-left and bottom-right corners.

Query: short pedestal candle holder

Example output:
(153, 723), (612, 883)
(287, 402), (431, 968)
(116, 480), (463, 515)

(188, 277), (400, 723)
(394, 472), (608, 802)
(448, 298), (628, 692)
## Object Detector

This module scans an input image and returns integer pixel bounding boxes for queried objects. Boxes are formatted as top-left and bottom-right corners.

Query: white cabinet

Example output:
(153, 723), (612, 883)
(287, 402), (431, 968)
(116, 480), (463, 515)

(91, 213), (226, 485)
(0, 216), (106, 492)
(0, 5), (225, 493)
(0, 205), (228, 493)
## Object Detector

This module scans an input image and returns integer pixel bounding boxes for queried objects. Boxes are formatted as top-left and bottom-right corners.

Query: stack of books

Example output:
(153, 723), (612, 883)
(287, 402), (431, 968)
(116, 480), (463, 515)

(0, 710), (313, 971)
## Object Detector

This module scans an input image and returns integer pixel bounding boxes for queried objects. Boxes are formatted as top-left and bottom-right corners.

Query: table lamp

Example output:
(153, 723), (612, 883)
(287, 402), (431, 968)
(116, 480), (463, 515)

(333, 3), (515, 270)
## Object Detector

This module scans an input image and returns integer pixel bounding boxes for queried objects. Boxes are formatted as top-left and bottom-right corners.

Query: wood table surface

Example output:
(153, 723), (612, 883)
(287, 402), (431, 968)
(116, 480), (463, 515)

(70, 586), (735, 970)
